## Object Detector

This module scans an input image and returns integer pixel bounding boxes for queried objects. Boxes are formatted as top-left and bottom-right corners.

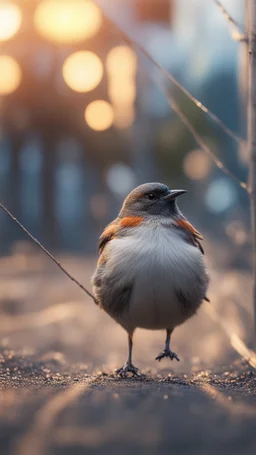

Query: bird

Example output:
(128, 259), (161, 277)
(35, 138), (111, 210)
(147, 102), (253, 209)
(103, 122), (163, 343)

(92, 182), (209, 376)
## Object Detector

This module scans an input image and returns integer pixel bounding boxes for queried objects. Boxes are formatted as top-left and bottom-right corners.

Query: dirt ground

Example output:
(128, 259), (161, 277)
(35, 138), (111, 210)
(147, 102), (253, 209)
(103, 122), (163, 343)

(0, 248), (256, 455)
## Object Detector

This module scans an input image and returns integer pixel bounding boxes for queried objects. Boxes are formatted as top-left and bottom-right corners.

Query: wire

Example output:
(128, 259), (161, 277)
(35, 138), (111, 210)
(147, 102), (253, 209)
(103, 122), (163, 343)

(0, 202), (97, 303)
(158, 84), (247, 191)
(204, 304), (256, 369)
(100, 10), (244, 145)
(213, 0), (248, 42)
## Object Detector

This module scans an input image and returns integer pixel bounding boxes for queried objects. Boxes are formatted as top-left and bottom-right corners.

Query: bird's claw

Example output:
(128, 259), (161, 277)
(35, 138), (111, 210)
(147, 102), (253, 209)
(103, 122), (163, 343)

(155, 349), (180, 362)
(115, 362), (141, 378)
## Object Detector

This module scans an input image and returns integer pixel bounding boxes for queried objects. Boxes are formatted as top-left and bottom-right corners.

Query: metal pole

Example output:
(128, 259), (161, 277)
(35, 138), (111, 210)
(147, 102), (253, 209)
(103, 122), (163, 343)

(248, 0), (256, 342)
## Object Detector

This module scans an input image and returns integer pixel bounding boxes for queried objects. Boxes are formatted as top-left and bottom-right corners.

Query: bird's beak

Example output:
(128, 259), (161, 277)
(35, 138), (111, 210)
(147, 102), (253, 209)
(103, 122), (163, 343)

(162, 189), (187, 201)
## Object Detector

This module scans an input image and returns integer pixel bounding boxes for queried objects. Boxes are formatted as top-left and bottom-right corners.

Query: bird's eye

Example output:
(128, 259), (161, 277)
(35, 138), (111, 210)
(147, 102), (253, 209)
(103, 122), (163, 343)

(147, 193), (156, 200)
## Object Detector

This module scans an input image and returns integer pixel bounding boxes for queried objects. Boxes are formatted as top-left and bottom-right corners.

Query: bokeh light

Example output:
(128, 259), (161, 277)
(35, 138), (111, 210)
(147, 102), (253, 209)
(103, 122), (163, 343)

(205, 178), (236, 213)
(225, 221), (247, 245)
(106, 163), (135, 197)
(108, 79), (136, 104)
(113, 105), (135, 129)
(62, 51), (103, 93)
(183, 149), (211, 180)
(0, 56), (22, 95)
(0, 3), (22, 41)
(34, 0), (102, 44)
(106, 46), (137, 130)
(85, 100), (114, 131)
(106, 46), (137, 76)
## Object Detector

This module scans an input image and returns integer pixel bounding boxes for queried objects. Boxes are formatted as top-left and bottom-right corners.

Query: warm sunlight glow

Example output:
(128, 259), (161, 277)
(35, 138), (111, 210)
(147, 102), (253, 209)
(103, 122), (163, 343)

(225, 221), (247, 245)
(0, 3), (22, 41)
(85, 100), (114, 131)
(63, 51), (103, 93)
(183, 149), (211, 180)
(106, 46), (137, 76)
(34, 0), (102, 44)
(113, 105), (135, 129)
(106, 46), (137, 130)
(0, 56), (22, 95)
(108, 79), (136, 104)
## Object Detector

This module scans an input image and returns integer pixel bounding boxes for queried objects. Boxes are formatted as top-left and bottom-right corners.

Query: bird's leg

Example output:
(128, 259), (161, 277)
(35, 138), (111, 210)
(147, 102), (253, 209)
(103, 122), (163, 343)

(155, 329), (180, 362)
(116, 333), (141, 377)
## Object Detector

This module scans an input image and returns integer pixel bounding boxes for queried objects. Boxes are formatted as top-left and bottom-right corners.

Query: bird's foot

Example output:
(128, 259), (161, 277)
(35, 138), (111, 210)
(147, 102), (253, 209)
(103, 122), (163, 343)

(155, 349), (180, 362)
(115, 362), (141, 378)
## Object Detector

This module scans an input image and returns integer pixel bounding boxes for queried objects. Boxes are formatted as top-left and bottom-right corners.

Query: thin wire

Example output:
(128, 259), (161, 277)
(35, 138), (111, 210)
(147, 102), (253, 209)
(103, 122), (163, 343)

(101, 11), (244, 145)
(213, 0), (248, 42)
(158, 84), (247, 191)
(0, 202), (97, 303)
(204, 305), (256, 369)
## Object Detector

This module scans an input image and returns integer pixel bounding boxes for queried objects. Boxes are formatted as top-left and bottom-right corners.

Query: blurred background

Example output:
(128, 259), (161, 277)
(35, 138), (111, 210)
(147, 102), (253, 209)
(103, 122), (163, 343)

(0, 0), (254, 370)
(0, 0), (250, 257)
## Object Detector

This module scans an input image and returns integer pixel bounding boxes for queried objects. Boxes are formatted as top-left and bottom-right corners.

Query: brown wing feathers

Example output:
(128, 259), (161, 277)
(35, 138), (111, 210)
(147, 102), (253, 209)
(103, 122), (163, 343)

(98, 216), (143, 255)
(99, 220), (119, 254)
(175, 219), (203, 240)
(175, 218), (209, 302)
(175, 218), (204, 254)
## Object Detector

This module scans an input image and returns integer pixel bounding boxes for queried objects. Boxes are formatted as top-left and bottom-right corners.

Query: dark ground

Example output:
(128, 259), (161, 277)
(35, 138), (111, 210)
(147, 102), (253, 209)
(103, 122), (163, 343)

(0, 349), (255, 455)
(0, 249), (256, 455)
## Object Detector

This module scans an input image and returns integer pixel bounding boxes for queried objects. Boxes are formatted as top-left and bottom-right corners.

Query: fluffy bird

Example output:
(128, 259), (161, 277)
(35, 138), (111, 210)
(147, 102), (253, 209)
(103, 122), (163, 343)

(92, 183), (209, 376)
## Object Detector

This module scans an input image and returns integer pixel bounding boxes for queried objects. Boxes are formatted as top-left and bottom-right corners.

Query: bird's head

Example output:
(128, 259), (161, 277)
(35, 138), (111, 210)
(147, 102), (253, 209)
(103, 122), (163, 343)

(119, 182), (186, 218)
